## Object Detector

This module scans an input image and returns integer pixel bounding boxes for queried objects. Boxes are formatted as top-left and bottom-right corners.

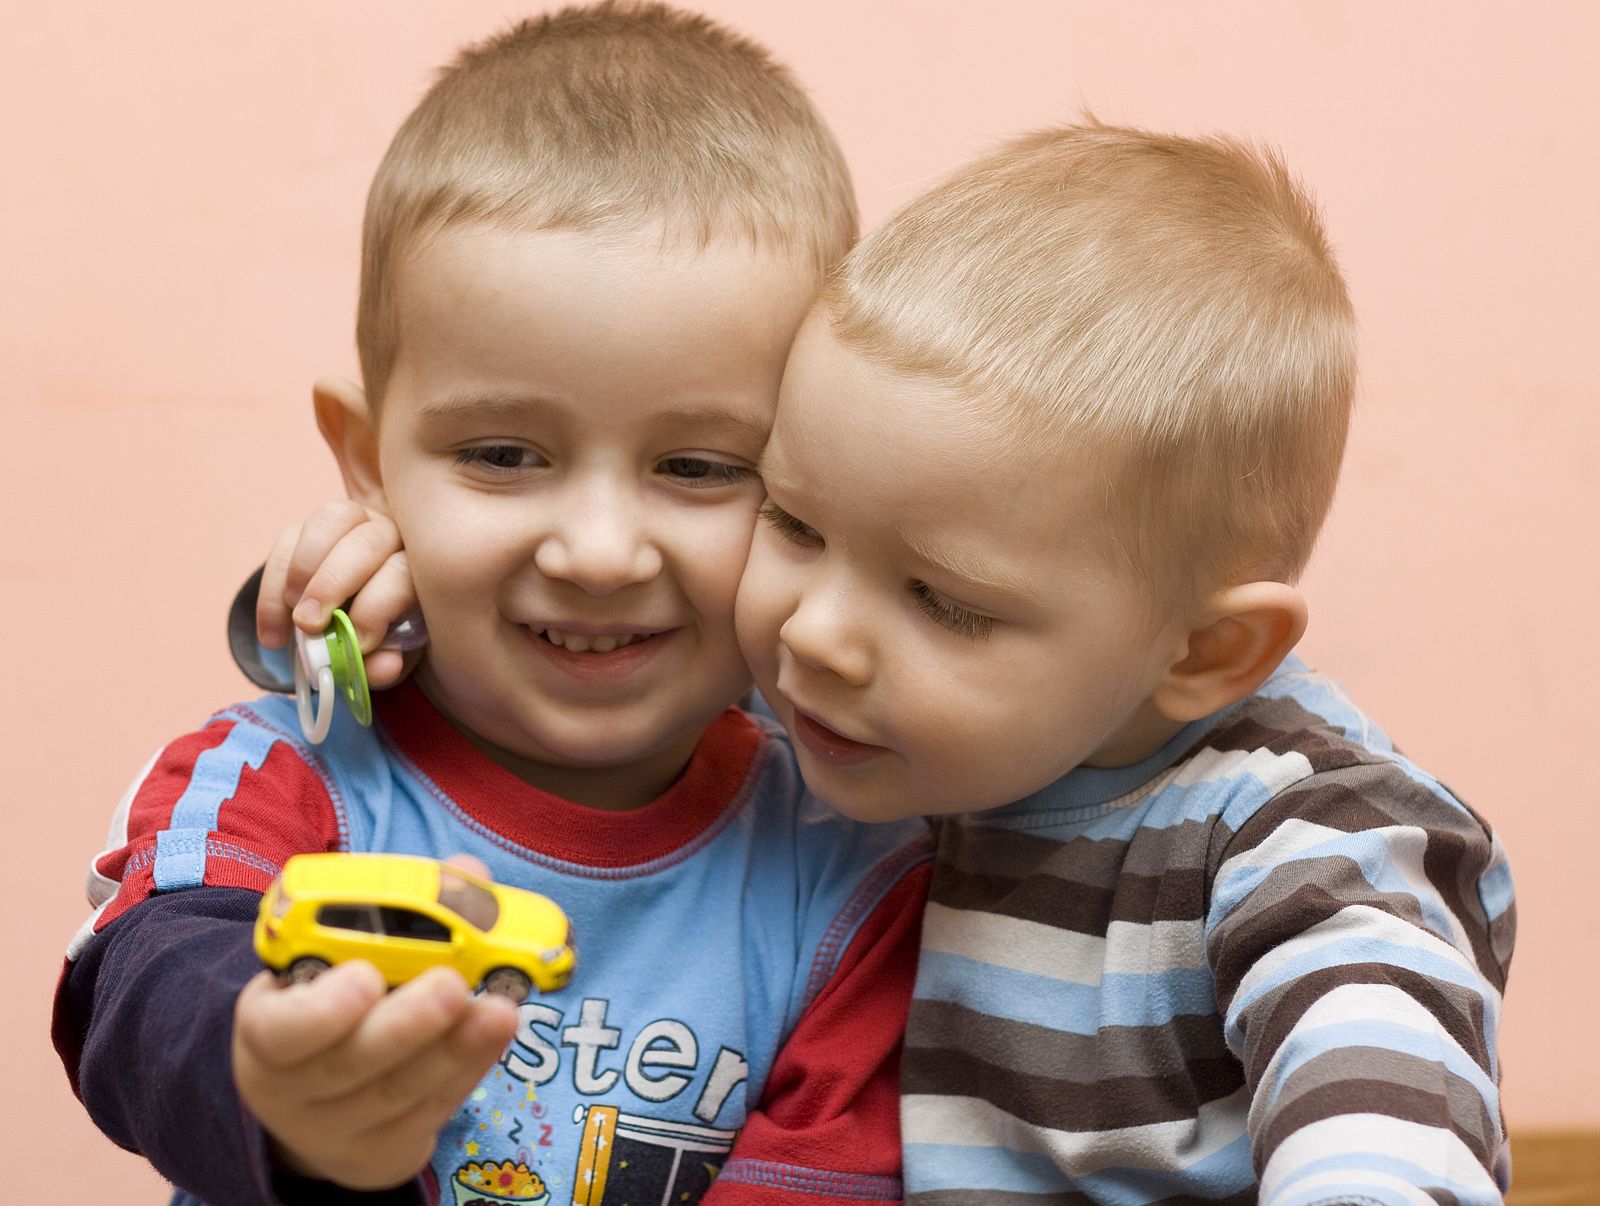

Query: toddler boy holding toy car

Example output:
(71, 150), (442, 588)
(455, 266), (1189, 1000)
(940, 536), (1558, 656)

(53, 7), (930, 1205)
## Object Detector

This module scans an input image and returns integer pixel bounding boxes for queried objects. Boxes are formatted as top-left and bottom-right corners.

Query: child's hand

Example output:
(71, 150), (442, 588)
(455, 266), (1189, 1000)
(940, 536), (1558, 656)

(232, 960), (518, 1191)
(258, 501), (415, 688)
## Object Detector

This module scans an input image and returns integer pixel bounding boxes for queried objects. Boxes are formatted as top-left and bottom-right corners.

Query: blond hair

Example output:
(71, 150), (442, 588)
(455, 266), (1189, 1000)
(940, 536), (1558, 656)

(825, 122), (1356, 605)
(358, 1), (857, 407)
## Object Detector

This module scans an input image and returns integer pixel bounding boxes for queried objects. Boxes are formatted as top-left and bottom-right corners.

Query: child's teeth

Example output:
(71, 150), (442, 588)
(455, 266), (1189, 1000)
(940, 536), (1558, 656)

(542, 629), (644, 653)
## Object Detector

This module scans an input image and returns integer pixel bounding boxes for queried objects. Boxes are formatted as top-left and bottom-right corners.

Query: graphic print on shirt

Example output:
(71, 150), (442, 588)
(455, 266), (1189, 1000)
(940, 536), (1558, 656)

(442, 996), (746, 1206)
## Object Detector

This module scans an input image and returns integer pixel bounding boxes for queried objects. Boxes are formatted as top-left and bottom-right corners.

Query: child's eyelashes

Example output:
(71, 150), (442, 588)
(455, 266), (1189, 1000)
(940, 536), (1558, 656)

(451, 447), (752, 487)
(454, 444), (544, 474)
(657, 457), (754, 488)
(759, 501), (822, 546)
(912, 582), (995, 640)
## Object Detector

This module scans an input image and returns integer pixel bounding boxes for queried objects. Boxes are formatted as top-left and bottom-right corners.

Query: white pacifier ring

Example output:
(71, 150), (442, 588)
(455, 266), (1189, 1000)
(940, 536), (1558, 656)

(294, 628), (337, 745)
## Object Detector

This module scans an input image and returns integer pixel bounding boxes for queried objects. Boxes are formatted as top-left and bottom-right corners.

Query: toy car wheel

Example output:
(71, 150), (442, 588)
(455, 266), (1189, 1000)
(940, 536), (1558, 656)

(285, 957), (331, 985)
(482, 967), (533, 1003)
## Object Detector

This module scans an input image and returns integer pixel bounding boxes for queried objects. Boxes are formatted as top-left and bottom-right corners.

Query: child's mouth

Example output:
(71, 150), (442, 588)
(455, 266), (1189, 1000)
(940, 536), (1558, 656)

(536, 627), (657, 654)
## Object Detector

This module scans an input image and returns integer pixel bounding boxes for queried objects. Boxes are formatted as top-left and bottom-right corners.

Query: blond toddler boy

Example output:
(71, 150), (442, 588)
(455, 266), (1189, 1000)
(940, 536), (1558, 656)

(53, 8), (931, 1205)
(735, 124), (1515, 1204)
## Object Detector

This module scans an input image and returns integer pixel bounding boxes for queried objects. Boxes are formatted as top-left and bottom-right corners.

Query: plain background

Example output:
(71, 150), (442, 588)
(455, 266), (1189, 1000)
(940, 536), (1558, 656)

(5, 1), (1596, 1195)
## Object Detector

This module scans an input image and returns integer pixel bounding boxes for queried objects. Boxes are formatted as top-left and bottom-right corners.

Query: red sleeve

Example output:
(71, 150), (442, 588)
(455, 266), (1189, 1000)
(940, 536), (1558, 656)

(706, 860), (931, 1205)
(83, 715), (343, 938)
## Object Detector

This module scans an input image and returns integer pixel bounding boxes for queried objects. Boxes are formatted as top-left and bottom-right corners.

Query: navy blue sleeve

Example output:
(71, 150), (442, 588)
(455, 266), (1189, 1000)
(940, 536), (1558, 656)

(54, 887), (427, 1206)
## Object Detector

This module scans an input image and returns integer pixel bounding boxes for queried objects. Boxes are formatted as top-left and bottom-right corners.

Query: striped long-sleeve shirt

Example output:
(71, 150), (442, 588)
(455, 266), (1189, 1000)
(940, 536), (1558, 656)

(901, 656), (1515, 1205)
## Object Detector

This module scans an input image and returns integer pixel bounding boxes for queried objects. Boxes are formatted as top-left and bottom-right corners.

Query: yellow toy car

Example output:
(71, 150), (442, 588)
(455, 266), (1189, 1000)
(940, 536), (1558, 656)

(254, 852), (575, 1002)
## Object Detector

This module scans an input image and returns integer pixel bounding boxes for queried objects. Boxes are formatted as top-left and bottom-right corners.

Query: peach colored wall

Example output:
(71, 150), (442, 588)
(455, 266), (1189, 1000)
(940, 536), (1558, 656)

(6, 2), (1596, 1195)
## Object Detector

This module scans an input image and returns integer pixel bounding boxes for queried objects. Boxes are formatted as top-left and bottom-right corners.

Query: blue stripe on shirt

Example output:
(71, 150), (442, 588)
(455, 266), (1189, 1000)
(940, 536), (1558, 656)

(916, 949), (1217, 1034)
(154, 724), (280, 890)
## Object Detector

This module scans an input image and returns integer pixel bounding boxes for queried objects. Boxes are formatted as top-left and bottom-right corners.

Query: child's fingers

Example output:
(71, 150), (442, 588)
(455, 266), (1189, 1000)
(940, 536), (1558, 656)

(293, 966), (475, 1101)
(234, 962), (386, 1068)
(441, 853), (493, 880)
(360, 649), (407, 689)
(292, 516), (404, 637)
(337, 995), (519, 1139)
(343, 549), (416, 653)
(283, 501), (381, 631)
(257, 525), (304, 649)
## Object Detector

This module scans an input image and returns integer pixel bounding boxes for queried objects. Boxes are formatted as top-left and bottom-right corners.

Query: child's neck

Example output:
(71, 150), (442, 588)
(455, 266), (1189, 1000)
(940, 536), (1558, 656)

(415, 675), (702, 811)
(1081, 699), (1190, 770)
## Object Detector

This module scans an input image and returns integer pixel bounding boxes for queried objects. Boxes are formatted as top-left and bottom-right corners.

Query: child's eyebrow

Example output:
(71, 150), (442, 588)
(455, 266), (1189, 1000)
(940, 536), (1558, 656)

(901, 532), (1039, 602)
(667, 407), (771, 443)
(417, 392), (555, 422)
(416, 395), (768, 443)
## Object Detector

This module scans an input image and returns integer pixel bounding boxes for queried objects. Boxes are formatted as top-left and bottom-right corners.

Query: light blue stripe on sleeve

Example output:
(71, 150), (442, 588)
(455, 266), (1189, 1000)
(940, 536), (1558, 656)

(1477, 853), (1515, 923)
(917, 949), (1216, 1034)
(903, 1140), (1078, 1196)
(1225, 932), (1489, 1031)
(154, 724), (281, 891)
(1211, 825), (1479, 950)
(1072, 1133), (1254, 1205)
(1258, 1018), (1499, 1108)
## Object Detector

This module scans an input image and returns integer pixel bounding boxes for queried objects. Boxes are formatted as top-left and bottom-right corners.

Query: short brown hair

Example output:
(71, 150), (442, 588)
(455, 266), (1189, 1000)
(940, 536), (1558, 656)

(358, 1), (857, 407)
(824, 122), (1356, 605)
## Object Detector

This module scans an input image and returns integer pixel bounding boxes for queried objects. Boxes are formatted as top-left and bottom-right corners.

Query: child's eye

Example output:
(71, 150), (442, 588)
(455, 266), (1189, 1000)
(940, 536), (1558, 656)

(657, 457), (753, 487)
(758, 501), (822, 547)
(454, 445), (544, 474)
(912, 582), (995, 640)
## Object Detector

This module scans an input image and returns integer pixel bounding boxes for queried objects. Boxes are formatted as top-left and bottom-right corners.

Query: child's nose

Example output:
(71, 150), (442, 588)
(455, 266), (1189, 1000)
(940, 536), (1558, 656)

(778, 580), (871, 687)
(533, 488), (662, 595)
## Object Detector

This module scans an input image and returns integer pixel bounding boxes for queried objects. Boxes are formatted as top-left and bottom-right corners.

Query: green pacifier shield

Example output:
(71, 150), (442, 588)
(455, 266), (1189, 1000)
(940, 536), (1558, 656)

(324, 608), (372, 727)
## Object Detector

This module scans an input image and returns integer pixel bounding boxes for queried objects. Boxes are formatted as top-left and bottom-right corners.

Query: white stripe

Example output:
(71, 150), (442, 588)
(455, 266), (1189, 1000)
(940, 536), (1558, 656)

(1216, 816), (1350, 879)
(920, 902), (1105, 987)
(903, 1087), (1248, 1174)
(921, 910), (1208, 987)
(1261, 1114), (1499, 1199)
(1221, 819), (1471, 952)
(67, 749), (159, 960)
(1248, 981), (1496, 1136)
(1232, 904), (1481, 1010)
(84, 748), (159, 909)
(1274, 1167), (1440, 1206)
(1162, 746), (1314, 796)
(1103, 917), (1208, 975)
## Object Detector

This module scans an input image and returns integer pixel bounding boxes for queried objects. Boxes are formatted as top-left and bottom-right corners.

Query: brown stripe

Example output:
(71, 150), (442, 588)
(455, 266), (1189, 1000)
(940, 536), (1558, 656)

(1206, 856), (1438, 1003)
(930, 861), (1211, 934)
(1273, 1046), (1498, 1157)
(906, 998), (1237, 1084)
(1259, 1075), (1497, 1175)
(902, 1043), (1244, 1134)
(1227, 962), (1492, 1083)
(1198, 694), (1373, 774)
(944, 817), (1217, 886)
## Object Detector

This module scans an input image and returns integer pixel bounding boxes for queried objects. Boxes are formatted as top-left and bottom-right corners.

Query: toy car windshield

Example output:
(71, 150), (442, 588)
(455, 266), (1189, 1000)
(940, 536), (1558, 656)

(438, 865), (499, 931)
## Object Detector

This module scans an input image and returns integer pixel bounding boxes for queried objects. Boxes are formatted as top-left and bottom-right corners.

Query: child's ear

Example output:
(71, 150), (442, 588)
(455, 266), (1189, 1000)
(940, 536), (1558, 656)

(312, 376), (387, 511)
(1151, 582), (1308, 723)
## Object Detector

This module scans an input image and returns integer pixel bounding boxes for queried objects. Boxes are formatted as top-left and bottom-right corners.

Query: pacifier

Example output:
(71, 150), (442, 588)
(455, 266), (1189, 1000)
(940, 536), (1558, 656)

(293, 608), (431, 744)
(294, 608), (369, 744)
(228, 565), (430, 744)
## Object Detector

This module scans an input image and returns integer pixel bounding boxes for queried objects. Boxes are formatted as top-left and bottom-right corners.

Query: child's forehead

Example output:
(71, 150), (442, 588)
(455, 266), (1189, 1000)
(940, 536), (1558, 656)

(403, 218), (815, 293)
(380, 222), (816, 438)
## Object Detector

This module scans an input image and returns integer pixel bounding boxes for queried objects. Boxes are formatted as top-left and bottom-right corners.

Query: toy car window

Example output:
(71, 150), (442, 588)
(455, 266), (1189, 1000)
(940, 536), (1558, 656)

(438, 866), (500, 931)
(379, 906), (452, 943)
(317, 904), (379, 933)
